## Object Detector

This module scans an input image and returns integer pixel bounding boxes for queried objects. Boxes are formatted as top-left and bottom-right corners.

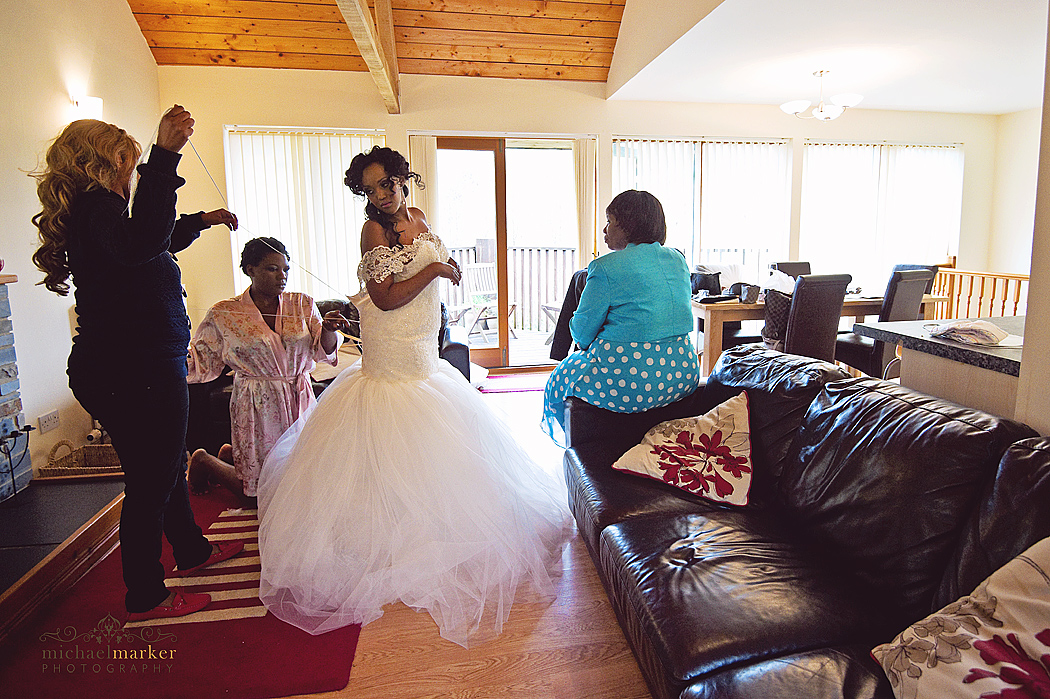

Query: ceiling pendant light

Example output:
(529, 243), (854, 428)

(780, 70), (862, 121)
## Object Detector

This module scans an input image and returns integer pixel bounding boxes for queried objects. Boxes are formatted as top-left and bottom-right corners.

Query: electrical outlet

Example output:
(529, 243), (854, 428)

(38, 410), (60, 433)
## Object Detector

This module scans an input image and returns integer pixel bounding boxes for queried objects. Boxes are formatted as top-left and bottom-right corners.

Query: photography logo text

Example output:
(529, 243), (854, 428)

(39, 614), (178, 675)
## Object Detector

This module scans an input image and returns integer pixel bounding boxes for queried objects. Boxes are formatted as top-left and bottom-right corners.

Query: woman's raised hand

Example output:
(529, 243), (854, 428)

(201, 209), (238, 231)
(157, 105), (194, 153)
(322, 310), (351, 332)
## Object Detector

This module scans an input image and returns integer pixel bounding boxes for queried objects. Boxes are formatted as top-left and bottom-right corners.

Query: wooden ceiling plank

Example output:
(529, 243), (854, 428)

(393, 0), (624, 23)
(150, 46), (368, 70)
(400, 42), (611, 67)
(396, 26), (616, 52)
(335, 0), (401, 113)
(127, 0), (344, 22)
(143, 29), (361, 56)
(132, 14), (350, 38)
(397, 57), (608, 81)
(391, 10), (621, 38)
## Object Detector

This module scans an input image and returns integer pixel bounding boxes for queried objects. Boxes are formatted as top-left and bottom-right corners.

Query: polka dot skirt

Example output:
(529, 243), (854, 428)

(542, 334), (700, 444)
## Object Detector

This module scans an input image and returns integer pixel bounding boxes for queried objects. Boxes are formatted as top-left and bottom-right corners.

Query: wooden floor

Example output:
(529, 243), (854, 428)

(294, 387), (652, 699)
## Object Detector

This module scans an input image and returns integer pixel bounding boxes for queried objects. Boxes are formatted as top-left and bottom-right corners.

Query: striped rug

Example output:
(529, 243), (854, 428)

(0, 488), (359, 699)
(125, 506), (264, 629)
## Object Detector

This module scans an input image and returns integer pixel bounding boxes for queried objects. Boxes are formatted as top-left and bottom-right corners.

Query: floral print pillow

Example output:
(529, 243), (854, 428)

(611, 391), (752, 506)
(872, 535), (1050, 699)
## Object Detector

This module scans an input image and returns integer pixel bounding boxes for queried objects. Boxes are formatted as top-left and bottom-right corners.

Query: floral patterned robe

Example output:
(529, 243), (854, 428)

(188, 290), (338, 496)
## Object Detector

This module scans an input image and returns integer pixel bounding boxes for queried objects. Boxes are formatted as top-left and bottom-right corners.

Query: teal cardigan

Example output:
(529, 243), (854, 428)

(569, 242), (694, 350)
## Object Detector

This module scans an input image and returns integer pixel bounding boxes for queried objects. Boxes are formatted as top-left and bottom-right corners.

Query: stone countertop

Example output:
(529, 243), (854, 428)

(853, 316), (1024, 377)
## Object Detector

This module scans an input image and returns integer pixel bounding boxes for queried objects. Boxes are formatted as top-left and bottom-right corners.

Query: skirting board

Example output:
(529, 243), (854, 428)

(0, 491), (123, 643)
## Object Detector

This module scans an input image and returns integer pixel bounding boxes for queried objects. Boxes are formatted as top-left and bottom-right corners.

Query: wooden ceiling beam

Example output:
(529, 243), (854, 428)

(335, 0), (401, 114)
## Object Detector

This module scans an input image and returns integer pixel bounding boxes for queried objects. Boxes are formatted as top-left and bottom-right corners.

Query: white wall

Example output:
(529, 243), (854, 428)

(606, 0), (725, 97)
(1, 0), (160, 468)
(1015, 25), (1050, 434)
(991, 108), (1043, 274)
(160, 66), (1005, 319)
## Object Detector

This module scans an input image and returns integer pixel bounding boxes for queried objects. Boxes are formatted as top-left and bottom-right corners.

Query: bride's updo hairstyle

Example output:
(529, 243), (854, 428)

(344, 146), (424, 248)
(606, 189), (667, 246)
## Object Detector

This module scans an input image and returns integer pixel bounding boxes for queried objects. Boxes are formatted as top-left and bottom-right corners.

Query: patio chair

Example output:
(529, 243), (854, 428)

(463, 262), (517, 342)
(835, 268), (935, 379)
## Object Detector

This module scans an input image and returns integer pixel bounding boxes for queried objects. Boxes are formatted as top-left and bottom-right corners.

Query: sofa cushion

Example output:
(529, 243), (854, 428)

(704, 345), (851, 506)
(564, 387), (712, 454)
(680, 646), (893, 699)
(872, 535), (1050, 699)
(564, 444), (720, 560)
(599, 511), (876, 696)
(611, 391), (753, 506)
(936, 437), (1050, 609)
(779, 378), (1038, 633)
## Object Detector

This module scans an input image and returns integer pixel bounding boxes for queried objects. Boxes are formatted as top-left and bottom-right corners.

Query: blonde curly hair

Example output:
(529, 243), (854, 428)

(31, 119), (141, 295)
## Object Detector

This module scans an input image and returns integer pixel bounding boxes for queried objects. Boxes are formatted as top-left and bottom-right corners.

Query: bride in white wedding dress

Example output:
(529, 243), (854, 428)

(257, 146), (571, 647)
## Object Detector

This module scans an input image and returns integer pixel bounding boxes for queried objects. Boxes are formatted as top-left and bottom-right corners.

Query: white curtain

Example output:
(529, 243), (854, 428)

(611, 139), (698, 257)
(572, 137), (598, 263)
(408, 134), (439, 228)
(611, 138), (790, 281)
(224, 127), (385, 301)
(699, 140), (791, 279)
(799, 142), (963, 295)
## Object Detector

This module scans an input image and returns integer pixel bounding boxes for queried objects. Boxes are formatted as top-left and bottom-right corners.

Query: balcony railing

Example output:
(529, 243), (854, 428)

(443, 246), (579, 334)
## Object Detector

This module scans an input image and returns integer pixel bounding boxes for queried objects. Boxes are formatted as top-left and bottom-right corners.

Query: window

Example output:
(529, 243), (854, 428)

(223, 127), (385, 301)
(799, 142), (963, 294)
(611, 138), (791, 281)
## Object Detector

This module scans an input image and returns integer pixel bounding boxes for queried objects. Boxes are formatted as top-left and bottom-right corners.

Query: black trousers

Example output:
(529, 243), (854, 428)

(69, 369), (212, 612)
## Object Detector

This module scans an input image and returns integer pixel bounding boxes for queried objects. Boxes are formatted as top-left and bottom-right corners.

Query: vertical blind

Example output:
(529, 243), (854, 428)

(223, 127), (386, 301)
(611, 138), (791, 281)
(799, 142), (963, 294)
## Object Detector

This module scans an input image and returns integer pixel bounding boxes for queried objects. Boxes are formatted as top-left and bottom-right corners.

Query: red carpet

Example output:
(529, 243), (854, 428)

(0, 487), (359, 699)
(478, 372), (551, 393)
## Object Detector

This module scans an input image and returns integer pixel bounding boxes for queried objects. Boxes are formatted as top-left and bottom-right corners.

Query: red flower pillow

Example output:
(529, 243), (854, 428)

(872, 535), (1050, 699)
(611, 391), (752, 506)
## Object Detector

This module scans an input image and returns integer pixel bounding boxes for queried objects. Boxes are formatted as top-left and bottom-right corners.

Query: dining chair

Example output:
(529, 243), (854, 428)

(891, 263), (939, 293)
(549, 269), (588, 359)
(834, 268), (936, 379)
(782, 274), (853, 362)
(770, 261), (812, 279)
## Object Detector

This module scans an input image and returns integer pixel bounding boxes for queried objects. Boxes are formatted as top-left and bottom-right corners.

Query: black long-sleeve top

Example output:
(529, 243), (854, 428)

(66, 146), (207, 380)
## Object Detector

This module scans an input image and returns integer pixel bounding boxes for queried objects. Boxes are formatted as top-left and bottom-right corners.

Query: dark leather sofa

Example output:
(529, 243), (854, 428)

(563, 344), (1050, 699)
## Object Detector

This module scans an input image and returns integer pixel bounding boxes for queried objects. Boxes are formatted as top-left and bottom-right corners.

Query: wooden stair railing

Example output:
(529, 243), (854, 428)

(931, 268), (1029, 320)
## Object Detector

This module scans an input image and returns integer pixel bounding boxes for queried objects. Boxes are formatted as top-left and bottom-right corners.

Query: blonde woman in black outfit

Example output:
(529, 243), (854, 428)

(31, 106), (243, 622)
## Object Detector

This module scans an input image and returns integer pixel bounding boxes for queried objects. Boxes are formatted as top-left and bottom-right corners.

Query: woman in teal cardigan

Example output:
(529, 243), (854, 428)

(542, 190), (700, 444)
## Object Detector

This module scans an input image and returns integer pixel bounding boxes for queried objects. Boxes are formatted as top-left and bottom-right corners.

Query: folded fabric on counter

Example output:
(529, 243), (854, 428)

(926, 319), (1012, 345)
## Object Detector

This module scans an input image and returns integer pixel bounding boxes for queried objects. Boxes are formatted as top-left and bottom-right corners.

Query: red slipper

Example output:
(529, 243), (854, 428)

(127, 591), (210, 622)
(176, 540), (245, 577)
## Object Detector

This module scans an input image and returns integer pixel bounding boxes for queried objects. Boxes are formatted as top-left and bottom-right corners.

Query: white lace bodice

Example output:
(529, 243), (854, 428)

(355, 230), (449, 381)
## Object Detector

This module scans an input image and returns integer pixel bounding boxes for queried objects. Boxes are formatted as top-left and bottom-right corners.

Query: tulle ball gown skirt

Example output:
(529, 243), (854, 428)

(257, 360), (572, 647)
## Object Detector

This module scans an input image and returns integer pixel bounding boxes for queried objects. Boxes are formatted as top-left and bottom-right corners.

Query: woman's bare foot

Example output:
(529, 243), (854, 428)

(188, 449), (213, 494)
(218, 443), (234, 464)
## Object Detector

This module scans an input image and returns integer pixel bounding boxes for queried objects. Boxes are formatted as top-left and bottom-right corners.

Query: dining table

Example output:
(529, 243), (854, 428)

(692, 293), (945, 375)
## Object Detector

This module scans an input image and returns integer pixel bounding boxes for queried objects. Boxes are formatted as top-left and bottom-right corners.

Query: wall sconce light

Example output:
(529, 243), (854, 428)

(71, 95), (104, 120)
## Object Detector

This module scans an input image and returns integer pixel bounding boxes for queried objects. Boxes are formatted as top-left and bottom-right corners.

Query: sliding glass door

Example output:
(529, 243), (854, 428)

(436, 137), (579, 369)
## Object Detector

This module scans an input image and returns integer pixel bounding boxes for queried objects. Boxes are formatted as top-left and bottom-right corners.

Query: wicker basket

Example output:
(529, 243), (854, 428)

(40, 439), (122, 478)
